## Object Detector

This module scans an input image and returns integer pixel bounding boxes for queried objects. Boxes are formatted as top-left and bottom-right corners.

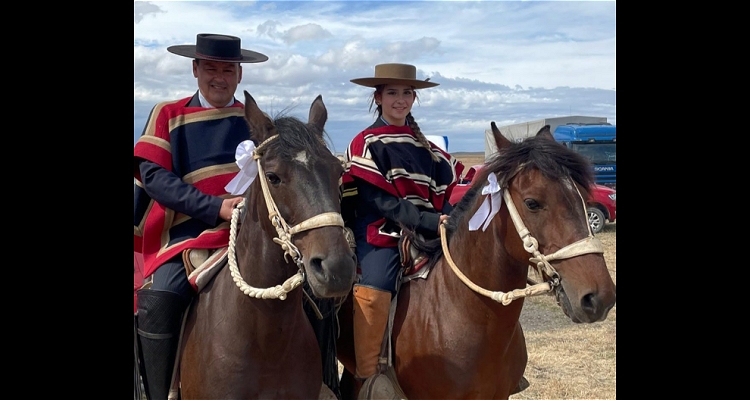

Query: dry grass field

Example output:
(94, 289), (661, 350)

(453, 152), (487, 171)
(454, 152), (616, 400)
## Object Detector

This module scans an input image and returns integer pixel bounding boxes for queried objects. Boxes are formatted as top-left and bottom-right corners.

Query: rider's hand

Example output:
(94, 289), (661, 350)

(438, 214), (449, 231)
(220, 197), (244, 222)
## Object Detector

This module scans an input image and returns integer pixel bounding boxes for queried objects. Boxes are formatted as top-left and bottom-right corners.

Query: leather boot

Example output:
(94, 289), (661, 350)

(136, 289), (190, 400)
(352, 285), (392, 380)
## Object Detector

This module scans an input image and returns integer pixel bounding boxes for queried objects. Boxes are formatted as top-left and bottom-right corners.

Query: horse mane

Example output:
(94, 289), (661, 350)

(482, 134), (595, 191)
(263, 112), (332, 158)
(408, 134), (596, 266)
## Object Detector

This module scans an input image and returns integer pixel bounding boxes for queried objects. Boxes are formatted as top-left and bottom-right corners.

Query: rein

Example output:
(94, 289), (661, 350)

(440, 175), (604, 305)
(226, 134), (345, 301)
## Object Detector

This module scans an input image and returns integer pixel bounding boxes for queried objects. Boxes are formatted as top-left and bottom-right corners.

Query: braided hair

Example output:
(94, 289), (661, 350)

(369, 85), (440, 162)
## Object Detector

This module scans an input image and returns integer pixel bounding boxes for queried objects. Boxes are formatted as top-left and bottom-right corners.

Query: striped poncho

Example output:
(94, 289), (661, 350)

(133, 94), (249, 278)
(342, 123), (463, 248)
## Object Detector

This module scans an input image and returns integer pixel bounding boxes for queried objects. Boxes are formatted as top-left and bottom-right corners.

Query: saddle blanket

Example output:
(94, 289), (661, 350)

(185, 247), (229, 292)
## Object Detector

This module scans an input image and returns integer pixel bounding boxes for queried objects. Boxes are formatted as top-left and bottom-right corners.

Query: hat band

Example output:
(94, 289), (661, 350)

(195, 51), (243, 61)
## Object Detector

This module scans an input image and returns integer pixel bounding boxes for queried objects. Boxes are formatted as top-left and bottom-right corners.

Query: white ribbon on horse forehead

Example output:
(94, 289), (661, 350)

(224, 140), (259, 195)
(468, 172), (503, 232)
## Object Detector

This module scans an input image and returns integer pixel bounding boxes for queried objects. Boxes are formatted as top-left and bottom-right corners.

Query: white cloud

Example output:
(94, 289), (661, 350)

(134, 0), (616, 152)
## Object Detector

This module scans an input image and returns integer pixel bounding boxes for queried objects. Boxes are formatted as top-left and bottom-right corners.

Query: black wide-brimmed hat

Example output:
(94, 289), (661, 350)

(350, 63), (438, 89)
(167, 33), (268, 63)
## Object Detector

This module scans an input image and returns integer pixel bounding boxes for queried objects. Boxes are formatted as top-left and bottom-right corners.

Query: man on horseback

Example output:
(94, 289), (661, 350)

(341, 63), (463, 397)
(133, 33), (267, 400)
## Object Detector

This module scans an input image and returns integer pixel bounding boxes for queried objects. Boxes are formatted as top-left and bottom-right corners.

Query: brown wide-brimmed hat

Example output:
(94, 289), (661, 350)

(167, 33), (268, 63)
(350, 63), (439, 89)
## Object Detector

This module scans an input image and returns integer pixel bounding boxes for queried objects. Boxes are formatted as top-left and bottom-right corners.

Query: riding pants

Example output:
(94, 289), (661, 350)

(147, 254), (196, 300)
(355, 240), (400, 296)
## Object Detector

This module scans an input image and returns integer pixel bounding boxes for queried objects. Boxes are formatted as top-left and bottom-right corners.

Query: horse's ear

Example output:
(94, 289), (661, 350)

(491, 121), (513, 150)
(308, 94), (327, 134)
(243, 90), (276, 143)
(536, 125), (555, 141)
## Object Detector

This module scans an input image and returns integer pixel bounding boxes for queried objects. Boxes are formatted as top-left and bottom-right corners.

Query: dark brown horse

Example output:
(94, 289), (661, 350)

(337, 123), (616, 399)
(179, 91), (357, 399)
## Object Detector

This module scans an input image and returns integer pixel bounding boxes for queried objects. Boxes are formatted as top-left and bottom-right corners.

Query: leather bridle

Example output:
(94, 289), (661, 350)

(226, 134), (345, 300)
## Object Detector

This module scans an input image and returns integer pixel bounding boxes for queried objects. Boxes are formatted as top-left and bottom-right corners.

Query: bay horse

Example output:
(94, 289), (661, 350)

(336, 123), (616, 399)
(178, 91), (357, 399)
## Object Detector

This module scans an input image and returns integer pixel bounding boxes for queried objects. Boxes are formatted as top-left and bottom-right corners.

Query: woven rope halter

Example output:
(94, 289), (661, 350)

(440, 171), (604, 305)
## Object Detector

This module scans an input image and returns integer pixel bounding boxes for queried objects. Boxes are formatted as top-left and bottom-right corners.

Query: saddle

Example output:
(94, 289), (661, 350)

(398, 233), (429, 276)
(184, 247), (229, 292)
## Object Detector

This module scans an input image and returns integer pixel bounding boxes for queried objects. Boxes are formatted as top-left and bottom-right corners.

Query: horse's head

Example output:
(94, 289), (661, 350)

(483, 122), (616, 323)
(240, 91), (357, 298)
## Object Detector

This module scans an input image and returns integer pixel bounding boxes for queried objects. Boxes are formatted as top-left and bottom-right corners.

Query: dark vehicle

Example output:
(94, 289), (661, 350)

(553, 123), (616, 190)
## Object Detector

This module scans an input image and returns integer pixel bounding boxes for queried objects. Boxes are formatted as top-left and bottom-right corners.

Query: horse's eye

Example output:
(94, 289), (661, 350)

(524, 199), (541, 211)
(265, 172), (281, 186)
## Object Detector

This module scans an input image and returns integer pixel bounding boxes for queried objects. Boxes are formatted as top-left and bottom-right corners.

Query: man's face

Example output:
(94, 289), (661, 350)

(193, 60), (243, 108)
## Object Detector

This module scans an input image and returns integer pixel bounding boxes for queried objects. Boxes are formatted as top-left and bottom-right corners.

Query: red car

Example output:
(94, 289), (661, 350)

(449, 165), (616, 234)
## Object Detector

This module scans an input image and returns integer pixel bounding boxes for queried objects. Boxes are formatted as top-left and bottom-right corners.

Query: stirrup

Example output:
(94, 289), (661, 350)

(357, 369), (406, 400)
(511, 376), (530, 394)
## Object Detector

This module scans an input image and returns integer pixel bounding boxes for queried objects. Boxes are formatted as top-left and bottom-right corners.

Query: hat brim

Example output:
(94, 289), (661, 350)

(167, 45), (268, 63)
(350, 77), (439, 89)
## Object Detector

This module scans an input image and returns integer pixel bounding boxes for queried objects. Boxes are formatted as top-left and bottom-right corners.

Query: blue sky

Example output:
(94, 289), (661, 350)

(134, 0), (616, 153)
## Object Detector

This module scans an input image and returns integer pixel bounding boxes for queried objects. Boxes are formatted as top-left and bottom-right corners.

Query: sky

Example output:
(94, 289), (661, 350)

(134, 0), (616, 153)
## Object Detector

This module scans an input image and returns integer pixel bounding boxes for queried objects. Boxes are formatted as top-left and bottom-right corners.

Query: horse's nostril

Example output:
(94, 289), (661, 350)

(308, 257), (323, 274)
(580, 292), (612, 322)
(581, 292), (597, 312)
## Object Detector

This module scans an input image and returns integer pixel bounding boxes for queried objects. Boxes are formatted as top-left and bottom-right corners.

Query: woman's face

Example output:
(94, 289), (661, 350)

(376, 84), (415, 126)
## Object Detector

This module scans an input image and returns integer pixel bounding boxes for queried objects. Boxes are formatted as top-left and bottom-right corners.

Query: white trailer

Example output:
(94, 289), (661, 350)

(484, 116), (607, 159)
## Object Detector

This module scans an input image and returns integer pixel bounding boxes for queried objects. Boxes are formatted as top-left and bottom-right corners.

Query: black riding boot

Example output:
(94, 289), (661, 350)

(136, 289), (190, 400)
